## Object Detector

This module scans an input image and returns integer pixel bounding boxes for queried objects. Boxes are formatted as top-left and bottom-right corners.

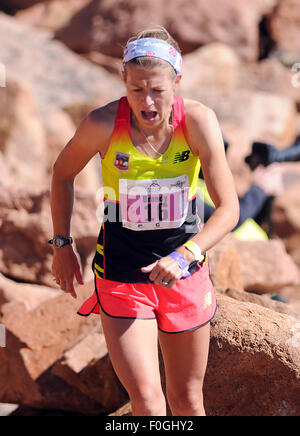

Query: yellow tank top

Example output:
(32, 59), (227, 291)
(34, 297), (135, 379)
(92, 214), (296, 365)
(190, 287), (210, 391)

(93, 96), (202, 283)
(102, 97), (200, 203)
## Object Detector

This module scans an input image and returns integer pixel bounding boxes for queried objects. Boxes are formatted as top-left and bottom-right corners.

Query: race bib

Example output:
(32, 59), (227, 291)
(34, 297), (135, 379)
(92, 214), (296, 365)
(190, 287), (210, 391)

(119, 175), (189, 231)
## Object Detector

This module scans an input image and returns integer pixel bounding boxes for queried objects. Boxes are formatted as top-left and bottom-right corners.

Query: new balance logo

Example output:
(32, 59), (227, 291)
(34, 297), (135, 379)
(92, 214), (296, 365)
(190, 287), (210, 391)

(203, 292), (212, 309)
(173, 150), (190, 163)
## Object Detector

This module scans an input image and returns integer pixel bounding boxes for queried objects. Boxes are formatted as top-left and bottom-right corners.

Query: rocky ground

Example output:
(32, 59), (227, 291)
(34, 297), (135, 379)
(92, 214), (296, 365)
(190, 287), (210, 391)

(0, 0), (300, 416)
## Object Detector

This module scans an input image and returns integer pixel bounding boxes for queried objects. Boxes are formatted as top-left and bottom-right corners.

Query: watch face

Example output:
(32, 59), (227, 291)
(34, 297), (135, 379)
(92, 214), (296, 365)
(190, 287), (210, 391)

(54, 238), (64, 248)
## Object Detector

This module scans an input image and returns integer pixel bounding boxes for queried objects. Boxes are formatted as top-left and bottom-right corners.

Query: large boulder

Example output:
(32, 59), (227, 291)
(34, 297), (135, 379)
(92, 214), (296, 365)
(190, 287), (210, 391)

(209, 234), (300, 295)
(0, 0), (48, 10)
(1, 284), (299, 416)
(55, 0), (262, 61)
(0, 74), (48, 187)
(238, 58), (300, 106)
(0, 273), (61, 310)
(208, 234), (244, 292)
(224, 287), (300, 319)
(233, 239), (300, 293)
(15, 0), (91, 31)
(205, 293), (300, 416)
(0, 186), (99, 287)
(272, 182), (300, 268)
(268, 0), (300, 54)
(0, 281), (128, 415)
(180, 43), (241, 94)
(178, 88), (298, 152)
(0, 12), (124, 116)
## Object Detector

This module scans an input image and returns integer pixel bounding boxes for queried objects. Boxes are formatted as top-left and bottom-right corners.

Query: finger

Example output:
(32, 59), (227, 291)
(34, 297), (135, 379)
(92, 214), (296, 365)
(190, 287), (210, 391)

(66, 280), (77, 299)
(159, 271), (177, 287)
(74, 267), (84, 285)
(64, 278), (77, 298)
(153, 268), (172, 285)
(145, 257), (178, 282)
(166, 278), (178, 289)
(141, 261), (158, 273)
(150, 265), (164, 282)
(152, 260), (179, 284)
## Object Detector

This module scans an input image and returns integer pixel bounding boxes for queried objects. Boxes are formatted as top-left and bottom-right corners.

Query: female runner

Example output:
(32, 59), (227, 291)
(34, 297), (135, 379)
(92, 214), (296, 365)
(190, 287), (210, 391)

(50, 27), (239, 416)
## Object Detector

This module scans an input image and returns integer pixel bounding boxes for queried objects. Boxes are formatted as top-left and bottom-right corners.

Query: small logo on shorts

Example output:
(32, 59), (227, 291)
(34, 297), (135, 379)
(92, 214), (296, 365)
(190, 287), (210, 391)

(114, 152), (130, 170)
(203, 292), (212, 309)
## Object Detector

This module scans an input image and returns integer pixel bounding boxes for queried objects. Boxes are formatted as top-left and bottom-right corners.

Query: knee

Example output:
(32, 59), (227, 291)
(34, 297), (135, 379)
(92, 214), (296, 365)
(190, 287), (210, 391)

(129, 385), (166, 416)
(167, 384), (204, 416)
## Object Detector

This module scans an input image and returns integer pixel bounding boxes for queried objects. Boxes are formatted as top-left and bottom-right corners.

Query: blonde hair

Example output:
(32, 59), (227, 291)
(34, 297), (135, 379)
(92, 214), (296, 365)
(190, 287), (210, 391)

(124, 26), (181, 80)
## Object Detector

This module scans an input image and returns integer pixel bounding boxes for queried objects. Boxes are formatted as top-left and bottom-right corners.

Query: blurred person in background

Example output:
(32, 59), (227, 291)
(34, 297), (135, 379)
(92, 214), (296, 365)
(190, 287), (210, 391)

(197, 139), (285, 237)
(50, 26), (239, 416)
(245, 138), (300, 170)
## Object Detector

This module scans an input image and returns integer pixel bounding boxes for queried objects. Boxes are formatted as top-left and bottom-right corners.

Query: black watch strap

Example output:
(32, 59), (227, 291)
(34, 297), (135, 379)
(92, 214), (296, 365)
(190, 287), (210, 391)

(48, 236), (73, 248)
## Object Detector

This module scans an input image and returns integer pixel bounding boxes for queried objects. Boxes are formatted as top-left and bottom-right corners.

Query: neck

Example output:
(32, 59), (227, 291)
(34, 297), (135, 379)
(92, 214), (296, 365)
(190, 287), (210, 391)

(132, 109), (173, 139)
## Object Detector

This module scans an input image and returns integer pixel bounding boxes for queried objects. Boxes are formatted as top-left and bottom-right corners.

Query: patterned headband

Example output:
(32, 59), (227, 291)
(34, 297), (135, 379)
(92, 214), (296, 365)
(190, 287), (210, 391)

(123, 38), (182, 75)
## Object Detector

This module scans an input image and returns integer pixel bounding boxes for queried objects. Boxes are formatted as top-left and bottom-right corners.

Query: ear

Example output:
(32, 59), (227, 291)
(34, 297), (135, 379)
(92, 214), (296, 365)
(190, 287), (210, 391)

(174, 73), (182, 91)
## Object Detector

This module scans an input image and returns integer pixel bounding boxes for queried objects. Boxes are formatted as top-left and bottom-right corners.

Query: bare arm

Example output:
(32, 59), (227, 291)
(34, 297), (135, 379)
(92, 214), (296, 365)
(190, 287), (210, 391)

(141, 101), (239, 288)
(182, 102), (240, 252)
(50, 106), (115, 297)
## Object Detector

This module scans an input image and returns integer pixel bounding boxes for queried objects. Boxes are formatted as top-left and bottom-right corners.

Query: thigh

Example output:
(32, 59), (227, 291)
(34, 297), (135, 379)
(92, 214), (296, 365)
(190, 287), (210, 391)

(100, 310), (162, 395)
(158, 323), (211, 391)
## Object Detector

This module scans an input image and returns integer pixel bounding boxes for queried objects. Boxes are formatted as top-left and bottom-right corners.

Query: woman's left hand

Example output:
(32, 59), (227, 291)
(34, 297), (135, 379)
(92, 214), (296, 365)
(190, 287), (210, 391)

(141, 246), (195, 288)
(141, 256), (183, 288)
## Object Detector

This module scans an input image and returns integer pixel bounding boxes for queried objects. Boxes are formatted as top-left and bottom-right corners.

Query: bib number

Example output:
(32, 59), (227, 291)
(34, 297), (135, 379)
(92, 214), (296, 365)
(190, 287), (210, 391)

(119, 175), (189, 231)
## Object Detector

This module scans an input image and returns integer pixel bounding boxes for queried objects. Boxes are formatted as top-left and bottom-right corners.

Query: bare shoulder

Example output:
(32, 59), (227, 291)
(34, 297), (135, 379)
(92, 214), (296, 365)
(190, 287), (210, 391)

(182, 98), (222, 156)
(89, 99), (119, 126)
(76, 100), (119, 158)
(183, 98), (216, 126)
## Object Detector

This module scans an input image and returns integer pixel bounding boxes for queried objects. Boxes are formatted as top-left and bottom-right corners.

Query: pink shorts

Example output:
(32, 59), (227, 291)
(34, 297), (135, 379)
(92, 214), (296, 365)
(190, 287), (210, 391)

(78, 263), (217, 334)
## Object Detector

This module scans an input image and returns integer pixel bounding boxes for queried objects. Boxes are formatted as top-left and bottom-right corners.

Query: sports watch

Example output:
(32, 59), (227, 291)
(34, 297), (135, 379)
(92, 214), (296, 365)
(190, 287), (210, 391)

(183, 240), (205, 263)
(48, 236), (73, 248)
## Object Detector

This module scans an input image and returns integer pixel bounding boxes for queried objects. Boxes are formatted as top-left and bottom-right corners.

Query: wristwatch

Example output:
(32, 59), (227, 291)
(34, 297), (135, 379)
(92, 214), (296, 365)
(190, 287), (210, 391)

(183, 240), (205, 263)
(48, 236), (73, 248)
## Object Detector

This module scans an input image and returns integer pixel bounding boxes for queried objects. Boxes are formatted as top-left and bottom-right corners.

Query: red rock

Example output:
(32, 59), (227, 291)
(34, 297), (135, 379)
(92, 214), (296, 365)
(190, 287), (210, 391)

(0, 186), (98, 287)
(0, 273), (61, 310)
(0, 0), (48, 10)
(15, 0), (91, 31)
(0, 12), (124, 115)
(225, 287), (300, 319)
(178, 88), (298, 151)
(0, 281), (128, 414)
(180, 43), (240, 94)
(268, 0), (300, 53)
(205, 293), (300, 416)
(0, 74), (48, 187)
(272, 182), (300, 268)
(1, 284), (299, 415)
(55, 0), (261, 61)
(238, 58), (300, 106)
(208, 235), (244, 292)
(233, 239), (300, 293)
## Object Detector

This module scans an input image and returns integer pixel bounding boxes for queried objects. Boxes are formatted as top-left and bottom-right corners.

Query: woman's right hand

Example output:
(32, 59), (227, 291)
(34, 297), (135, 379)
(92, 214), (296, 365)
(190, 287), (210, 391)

(51, 245), (84, 299)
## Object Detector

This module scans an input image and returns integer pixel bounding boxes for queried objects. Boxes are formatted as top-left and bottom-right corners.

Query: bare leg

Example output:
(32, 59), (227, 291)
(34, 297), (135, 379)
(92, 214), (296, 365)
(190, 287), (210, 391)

(158, 323), (211, 416)
(100, 310), (166, 416)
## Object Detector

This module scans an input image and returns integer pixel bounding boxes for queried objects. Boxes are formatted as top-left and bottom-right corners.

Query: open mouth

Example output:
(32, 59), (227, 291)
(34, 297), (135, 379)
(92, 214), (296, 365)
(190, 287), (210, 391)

(141, 110), (158, 121)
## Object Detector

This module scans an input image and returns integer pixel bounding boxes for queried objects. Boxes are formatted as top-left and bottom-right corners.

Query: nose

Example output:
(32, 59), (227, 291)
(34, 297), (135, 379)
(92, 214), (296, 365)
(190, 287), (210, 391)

(144, 92), (155, 107)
